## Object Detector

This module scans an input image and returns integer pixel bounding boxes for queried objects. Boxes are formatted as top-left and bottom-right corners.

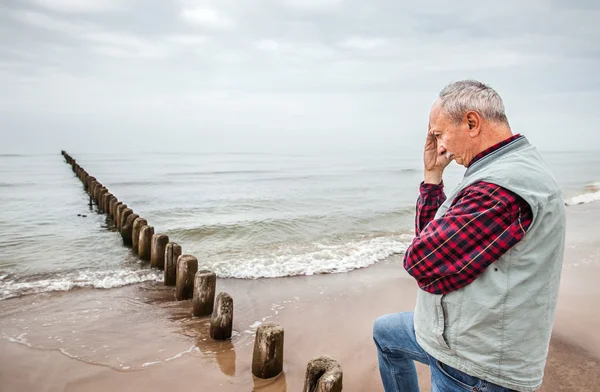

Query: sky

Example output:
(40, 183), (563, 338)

(1, 0), (599, 154)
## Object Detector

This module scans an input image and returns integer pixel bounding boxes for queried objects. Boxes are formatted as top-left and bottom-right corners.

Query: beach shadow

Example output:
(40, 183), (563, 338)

(252, 372), (287, 392)
(215, 340), (236, 377)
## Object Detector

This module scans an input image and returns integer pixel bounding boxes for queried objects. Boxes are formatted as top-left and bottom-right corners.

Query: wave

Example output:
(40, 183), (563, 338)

(0, 268), (163, 301)
(167, 209), (414, 243)
(108, 180), (179, 187)
(167, 169), (275, 177)
(0, 182), (38, 188)
(0, 231), (415, 299)
(202, 233), (414, 279)
(565, 182), (600, 206)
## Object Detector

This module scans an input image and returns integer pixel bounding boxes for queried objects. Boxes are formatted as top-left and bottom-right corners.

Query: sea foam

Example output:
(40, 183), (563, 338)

(565, 182), (600, 206)
(0, 234), (413, 300)
(0, 269), (163, 301)
(205, 234), (413, 279)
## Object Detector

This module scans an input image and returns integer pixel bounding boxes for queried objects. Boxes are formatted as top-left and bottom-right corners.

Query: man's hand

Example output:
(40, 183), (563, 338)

(424, 131), (453, 185)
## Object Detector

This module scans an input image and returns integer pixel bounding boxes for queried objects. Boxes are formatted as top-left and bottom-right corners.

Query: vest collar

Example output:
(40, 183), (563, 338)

(465, 136), (530, 177)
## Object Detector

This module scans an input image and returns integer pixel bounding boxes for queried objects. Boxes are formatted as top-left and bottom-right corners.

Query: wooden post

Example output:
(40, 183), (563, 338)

(119, 208), (133, 233)
(132, 218), (147, 254)
(252, 322), (284, 379)
(303, 356), (343, 392)
(115, 204), (127, 231)
(112, 201), (123, 221)
(87, 177), (96, 191)
(98, 189), (108, 212)
(164, 242), (181, 286)
(175, 255), (198, 301)
(94, 185), (103, 204)
(100, 193), (107, 212)
(210, 292), (233, 340)
(102, 192), (110, 213)
(121, 213), (139, 246)
(192, 270), (216, 317)
(109, 197), (118, 218)
(90, 182), (99, 201)
(87, 181), (95, 197)
(150, 234), (169, 269)
(139, 225), (154, 261)
(104, 193), (112, 213)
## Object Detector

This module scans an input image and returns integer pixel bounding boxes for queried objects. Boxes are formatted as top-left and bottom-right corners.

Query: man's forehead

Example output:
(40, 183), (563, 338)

(430, 99), (449, 127)
(429, 105), (442, 130)
(430, 100), (442, 119)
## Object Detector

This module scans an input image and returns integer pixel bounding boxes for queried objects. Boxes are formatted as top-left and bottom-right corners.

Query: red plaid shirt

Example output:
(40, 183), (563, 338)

(404, 135), (533, 294)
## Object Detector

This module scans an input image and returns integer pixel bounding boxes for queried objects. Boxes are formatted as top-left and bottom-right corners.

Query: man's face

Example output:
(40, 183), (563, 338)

(428, 102), (473, 167)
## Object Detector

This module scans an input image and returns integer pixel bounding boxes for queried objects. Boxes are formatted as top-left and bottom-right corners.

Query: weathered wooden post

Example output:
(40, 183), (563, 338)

(104, 193), (112, 213)
(90, 182), (98, 200)
(139, 225), (154, 261)
(132, 218), (147, 254)
(99, 189), (108, 212)
(119, 208), (133, 232)
(86, 178), (94, 192)
(121, 213), (139, 246)
(89, 183), (96, 201)
(164, 242), (181, 286)
(94, 185), (103, 204)
(303, 356), (343, 392)
(175, 255), (198, 301)
(115, 204), (127, 231)
(252, 322), (284, 379)
(150, 234), (169, 269)
(109, 197), (118, 218)
(101, 192), (110, 213)
(210, 292), (233, 340)
(101, 193), (110, 213)
(192, 270), (216, 316)
(112, 201), (123, 222)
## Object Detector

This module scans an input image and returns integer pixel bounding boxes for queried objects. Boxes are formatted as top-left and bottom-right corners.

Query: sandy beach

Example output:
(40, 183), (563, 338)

(1, 202), (599, 392)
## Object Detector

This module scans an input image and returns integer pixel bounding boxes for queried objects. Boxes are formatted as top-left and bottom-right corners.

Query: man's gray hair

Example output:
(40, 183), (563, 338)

(438, 80), (508, 124)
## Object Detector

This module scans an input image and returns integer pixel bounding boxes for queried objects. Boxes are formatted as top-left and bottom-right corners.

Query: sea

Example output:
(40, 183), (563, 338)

(1, 149), (599, 301)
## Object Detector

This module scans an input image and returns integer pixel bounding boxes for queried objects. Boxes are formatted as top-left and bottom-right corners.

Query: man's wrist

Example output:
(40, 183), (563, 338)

(424, 171), (443, 185)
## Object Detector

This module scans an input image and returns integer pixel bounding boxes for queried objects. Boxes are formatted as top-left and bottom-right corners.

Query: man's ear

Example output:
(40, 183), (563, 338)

(465, 111), (482, 136)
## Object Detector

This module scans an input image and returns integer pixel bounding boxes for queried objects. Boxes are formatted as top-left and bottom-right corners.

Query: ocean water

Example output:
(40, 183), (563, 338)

(0, 149), (598, 300)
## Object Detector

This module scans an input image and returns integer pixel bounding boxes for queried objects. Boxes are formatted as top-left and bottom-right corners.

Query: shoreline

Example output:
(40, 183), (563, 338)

(1, 202), (599, 391)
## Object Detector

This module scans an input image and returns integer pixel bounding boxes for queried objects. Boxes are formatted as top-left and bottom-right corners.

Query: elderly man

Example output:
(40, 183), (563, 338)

(373, 80), (566, 392)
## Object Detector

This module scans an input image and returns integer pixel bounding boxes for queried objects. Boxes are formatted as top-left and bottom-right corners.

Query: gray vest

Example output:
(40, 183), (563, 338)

(414, 137), (566, 391)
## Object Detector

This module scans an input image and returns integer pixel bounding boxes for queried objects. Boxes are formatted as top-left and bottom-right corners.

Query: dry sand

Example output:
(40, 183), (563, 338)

(1, 203), (599, 392)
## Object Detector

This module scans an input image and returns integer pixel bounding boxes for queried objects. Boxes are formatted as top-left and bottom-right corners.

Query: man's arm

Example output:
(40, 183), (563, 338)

(404, 182), (532, 295)
(415, 181), (446, 236)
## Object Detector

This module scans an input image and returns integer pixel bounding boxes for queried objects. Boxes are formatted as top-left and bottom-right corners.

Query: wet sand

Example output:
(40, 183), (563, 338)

(1, 203), (599, 392)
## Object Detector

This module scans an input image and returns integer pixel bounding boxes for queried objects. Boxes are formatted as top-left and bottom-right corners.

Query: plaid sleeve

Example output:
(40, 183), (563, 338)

(415, 181), (447, 236)
(404, 182), (532, 294)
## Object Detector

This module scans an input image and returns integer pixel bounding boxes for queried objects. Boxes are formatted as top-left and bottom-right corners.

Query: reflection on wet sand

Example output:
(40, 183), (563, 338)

(214, 340), (236, 377)
(253, 372), (287, 392)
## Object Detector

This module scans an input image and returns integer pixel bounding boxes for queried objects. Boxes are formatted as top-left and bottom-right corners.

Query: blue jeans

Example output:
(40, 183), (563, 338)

(373, 312), (515, 392)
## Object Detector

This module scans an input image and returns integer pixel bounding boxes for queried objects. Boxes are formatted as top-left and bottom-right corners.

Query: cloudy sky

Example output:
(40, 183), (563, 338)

(1, 0), (599, 154)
